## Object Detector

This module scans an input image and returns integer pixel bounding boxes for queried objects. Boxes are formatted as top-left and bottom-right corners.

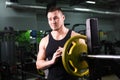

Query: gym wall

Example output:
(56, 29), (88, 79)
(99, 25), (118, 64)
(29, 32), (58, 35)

(0, 0), (120, 41)
(0, 0), (37, 30)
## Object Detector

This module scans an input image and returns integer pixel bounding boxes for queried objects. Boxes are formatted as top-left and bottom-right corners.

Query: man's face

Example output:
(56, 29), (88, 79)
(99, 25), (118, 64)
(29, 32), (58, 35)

(47, 10), (65, 31)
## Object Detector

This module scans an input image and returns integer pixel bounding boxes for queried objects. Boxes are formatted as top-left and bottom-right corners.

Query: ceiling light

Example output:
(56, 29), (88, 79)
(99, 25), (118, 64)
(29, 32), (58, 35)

(74, 8), (90, 11)
(86, 1), (96, 4)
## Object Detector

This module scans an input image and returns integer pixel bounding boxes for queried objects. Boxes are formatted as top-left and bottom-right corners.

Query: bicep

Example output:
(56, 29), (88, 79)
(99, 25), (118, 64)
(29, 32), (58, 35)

(37, 39), (46, 61)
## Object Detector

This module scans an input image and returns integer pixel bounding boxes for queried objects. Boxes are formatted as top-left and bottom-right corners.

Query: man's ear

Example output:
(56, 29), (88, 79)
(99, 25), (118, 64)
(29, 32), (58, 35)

(63, 15), (65, 20)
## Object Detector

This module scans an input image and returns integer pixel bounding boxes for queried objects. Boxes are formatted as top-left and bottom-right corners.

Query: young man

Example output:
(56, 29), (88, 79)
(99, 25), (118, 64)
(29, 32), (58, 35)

(36, 6), (86, 80)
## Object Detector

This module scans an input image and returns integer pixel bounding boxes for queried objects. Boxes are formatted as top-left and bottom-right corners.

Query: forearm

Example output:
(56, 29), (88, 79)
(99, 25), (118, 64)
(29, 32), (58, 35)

(36, 59), (54, 70)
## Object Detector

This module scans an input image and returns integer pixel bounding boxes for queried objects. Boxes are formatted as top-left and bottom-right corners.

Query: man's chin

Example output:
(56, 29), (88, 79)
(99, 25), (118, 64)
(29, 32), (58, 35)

(53, 28), (59, 31)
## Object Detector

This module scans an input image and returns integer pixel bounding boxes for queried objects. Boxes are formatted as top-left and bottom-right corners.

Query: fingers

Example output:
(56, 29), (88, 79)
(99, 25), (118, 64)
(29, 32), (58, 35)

(56, 47), (63, 56)
(51, 47), (63, 64)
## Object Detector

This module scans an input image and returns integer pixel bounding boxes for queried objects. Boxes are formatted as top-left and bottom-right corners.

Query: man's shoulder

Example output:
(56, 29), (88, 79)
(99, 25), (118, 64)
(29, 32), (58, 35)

(41, 35), (49, 41)
(71, 30), (81, 36)
(40, 35), (49, 48)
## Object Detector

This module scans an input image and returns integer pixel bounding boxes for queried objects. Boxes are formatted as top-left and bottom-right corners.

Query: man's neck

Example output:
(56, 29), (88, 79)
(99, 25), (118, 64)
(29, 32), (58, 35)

(53, 26), (67, 34)
(51, 27), (69, 40)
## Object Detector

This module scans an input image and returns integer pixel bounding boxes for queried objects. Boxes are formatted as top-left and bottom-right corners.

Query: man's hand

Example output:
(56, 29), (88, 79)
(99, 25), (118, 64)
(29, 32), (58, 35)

(51, 46), (63, 64)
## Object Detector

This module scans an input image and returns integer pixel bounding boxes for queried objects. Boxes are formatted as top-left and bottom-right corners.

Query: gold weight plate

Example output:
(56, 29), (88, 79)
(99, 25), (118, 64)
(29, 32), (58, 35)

(62, 35), (89, 77)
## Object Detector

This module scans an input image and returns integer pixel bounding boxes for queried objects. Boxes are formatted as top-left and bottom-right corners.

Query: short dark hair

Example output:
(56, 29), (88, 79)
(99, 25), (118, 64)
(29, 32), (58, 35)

(46, 6), (63, 16)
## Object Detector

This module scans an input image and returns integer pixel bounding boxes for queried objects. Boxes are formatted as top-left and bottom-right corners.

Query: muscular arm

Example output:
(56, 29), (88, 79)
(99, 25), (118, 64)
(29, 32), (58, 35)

(36, 37), (54, 70)
(36, 36), (63, 70)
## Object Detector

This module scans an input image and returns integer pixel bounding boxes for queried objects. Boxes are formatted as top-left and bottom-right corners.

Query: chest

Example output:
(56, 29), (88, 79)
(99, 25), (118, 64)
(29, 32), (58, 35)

(46, 35), (70, 59)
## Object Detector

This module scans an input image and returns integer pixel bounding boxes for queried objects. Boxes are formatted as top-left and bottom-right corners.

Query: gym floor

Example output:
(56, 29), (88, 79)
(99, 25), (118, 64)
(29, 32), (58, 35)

(25, 74), (119, 80)
(102, 74), (119, 80)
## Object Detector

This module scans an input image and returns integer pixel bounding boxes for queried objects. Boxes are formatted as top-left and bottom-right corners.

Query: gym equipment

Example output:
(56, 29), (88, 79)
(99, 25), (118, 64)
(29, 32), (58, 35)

(62, 18), (120, 78)
(62, 35), (89, 77)
(0, 28), (45, 80)
(72, 24), (86, 35)
(0, 27), (18, 80)
(0, 62), (11, 80)
(0, 27), (16, 66)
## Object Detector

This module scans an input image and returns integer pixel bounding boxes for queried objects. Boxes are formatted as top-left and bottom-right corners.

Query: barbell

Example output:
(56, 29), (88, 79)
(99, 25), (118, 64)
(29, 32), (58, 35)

(62, 35), (120, 77)
(62, 18), (120, 77)
(62, 35), (89, 77)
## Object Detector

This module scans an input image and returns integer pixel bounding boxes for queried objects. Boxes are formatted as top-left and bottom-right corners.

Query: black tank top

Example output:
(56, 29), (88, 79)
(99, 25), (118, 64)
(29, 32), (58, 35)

(46, 30), (78, 80)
